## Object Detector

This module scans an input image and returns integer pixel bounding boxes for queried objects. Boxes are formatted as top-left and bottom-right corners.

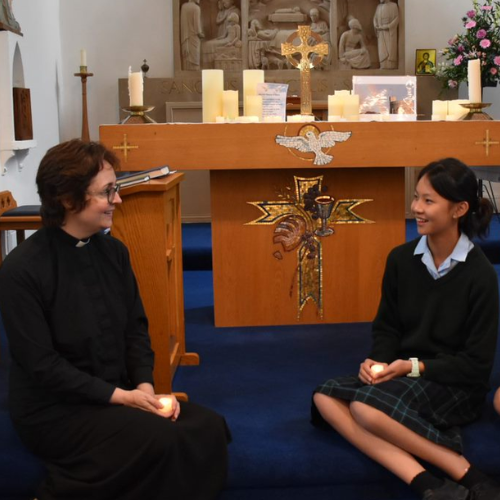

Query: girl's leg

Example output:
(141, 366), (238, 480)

(313, 393), (425, 484)
(348, 401), (470, 481)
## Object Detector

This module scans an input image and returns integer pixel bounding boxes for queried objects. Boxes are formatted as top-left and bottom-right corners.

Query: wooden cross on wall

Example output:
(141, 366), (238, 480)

(281, 26), (329, 116)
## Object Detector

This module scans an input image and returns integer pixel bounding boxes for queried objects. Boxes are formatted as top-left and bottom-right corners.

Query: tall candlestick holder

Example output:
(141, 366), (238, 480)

(74, 67), (94, 141)
(460, 102), (493, 121)
(120, 106), (156, 124)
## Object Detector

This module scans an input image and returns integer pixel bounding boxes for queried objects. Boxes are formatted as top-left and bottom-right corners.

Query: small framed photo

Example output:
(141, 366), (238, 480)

(415, 49), (436, 75)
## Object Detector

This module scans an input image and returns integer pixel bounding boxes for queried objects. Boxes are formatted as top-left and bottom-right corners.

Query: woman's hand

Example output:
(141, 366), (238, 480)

(156, 394), (181, 421)
(359, 359), (388, 385)
(110, 388), (180, 420)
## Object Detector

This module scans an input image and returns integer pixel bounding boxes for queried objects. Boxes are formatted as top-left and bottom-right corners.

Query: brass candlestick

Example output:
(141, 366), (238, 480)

(460, 102), (493, 121)
(74, 67), (94, 142)
(120, 106), (156, 124)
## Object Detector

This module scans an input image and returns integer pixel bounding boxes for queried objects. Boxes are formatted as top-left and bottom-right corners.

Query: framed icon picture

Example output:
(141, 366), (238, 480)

(415, 49), (436, 75)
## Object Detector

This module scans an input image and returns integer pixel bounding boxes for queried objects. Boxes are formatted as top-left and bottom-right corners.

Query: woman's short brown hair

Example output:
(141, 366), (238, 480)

(36, 139), (120, 228)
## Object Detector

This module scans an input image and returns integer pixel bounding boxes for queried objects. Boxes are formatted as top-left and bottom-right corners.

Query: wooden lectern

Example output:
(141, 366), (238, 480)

(111, 174), (199, 397)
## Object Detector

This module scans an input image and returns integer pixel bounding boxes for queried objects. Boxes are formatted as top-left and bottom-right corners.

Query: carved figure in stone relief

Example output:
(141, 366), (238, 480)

(0, 0), (20, 31)
(373, 0), (399, 69)
(308, 8), (331, 68)
(339, 18), (370, 69)
(247, 18), (282, 69)
(206, 12), (241, 49)
(203, 10), (242, 68)
(180, 0), (204, 70)
(215, 0), (241, 39)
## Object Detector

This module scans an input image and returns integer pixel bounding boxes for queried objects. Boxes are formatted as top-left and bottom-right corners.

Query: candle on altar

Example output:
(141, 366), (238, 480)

(432, 100), (448, 117)
(448, 99), (469, 120)
(222, 90), (239, 120)
(343, 94), (360, 120)
(328, 95), (343, 117)
(128, 67), (143, 107)
(245, 95), (262, 121)
(243, 70), (264, 116)
(202, 70), (224, 123)
(371, 364), (385, 374)
(468, 59), (482, 103)
(80, 49), (87, 67)
(159, 397), (173, 413)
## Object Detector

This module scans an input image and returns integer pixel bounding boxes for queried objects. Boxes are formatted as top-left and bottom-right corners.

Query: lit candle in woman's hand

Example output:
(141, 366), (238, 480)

(159, 397), (173, 413)
(371, 364), (385, 374)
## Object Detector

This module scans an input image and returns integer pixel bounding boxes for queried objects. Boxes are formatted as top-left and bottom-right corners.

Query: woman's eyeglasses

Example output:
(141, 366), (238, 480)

(87, 185), (121, 204)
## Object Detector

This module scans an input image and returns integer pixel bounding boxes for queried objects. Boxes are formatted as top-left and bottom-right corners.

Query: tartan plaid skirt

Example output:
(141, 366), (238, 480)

(313, 376), (481, 453)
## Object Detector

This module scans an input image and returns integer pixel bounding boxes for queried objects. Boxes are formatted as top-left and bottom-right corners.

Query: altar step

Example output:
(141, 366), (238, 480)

(182, 218), (500, 271)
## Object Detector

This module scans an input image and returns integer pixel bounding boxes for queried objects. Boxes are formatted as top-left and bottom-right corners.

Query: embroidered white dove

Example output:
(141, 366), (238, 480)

(276, 130), (352, 165)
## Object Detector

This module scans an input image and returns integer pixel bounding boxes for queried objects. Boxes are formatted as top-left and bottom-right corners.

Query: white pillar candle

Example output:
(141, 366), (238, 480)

(468, 59), (482, 103)
(432, 100), (448, 116)
(431, 114), (446, 121)
(448, 99), (469, 119)
(80, 49), (87, 67)
(159, 397), (173, 413)
(222, 90), (239, 120)
(342, 94), (360, 119)
(245, 95), (262, 121)
(128, 68), (143, 107)
(371, 364), (385, 374)
(328, 95), (343, 117)
(202, 69), (224, 123)
(243, 70), (264, 116)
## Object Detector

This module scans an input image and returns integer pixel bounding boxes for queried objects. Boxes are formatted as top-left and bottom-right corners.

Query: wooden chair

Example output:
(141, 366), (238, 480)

(0, 191), (42, 265)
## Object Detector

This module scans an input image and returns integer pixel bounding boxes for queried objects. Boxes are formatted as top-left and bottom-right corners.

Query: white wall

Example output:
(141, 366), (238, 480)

(0, 0), (62, 205)
(58, 0), (174, 142)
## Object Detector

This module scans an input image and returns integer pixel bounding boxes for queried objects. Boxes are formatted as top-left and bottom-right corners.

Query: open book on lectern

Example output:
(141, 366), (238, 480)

(116, 165), (176, 188)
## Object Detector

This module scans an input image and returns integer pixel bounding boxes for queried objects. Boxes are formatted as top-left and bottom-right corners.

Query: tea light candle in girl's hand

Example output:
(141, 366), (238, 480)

(371, 364), (385, 374)
(159, 397), (173, 413)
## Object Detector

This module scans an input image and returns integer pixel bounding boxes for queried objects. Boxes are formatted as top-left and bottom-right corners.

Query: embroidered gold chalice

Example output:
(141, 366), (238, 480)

(314, 195), (335, 236)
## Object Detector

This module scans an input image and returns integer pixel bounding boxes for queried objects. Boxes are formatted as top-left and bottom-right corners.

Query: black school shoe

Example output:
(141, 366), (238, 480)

(422, 479), (469, 500)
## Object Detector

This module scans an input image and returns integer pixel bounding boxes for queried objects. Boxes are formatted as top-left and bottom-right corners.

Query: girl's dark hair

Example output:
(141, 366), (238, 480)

(418, 157), (493, 239)
(36, 139), (120, 228)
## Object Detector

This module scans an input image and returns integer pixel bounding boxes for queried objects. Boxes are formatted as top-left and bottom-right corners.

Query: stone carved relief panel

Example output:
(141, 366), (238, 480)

(174, 0), (404, 74)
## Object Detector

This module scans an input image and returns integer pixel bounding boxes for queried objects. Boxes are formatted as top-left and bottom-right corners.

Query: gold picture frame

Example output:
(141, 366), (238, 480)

(415, 49), (436, 75)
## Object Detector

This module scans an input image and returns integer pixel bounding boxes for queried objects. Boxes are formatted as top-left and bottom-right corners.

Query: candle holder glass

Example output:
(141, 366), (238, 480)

(459, 103), (493, 121)
(121, 106), (156, 124)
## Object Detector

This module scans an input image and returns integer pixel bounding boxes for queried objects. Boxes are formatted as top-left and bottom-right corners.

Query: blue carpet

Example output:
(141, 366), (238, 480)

(177, 270), (500, 499)
(177, 219), (500, 498)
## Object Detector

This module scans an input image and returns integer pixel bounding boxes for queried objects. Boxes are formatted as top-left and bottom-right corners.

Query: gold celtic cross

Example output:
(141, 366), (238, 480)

(475, 130), (499, 157)
(112, 134), (139, 162)
(281, 26), (329, 116)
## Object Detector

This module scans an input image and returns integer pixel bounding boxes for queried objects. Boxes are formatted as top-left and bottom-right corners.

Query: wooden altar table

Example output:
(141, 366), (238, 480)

(100, 122), (500, 327)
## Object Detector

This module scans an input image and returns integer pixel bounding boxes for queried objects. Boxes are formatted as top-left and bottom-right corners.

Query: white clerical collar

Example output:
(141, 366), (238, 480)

(75, 238), (90, 248)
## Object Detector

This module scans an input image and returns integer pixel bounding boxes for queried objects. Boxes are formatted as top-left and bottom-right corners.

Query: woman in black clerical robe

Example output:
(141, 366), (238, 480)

(0, 139), (231, 500)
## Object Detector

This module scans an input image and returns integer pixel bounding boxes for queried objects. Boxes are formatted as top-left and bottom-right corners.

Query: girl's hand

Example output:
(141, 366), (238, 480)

(359, 359), (388, 385)
(371, 359), (412, 384)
